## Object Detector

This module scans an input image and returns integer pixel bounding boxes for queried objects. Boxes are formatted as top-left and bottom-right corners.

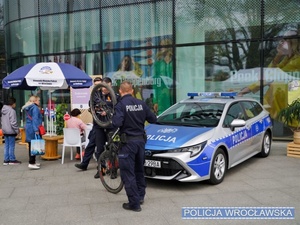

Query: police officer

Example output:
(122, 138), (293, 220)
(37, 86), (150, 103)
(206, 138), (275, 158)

(112, 81), (157, 212)
(75, 77), (118, 179)
(75, 77), (102, 173)
(93, 77), (119, 178)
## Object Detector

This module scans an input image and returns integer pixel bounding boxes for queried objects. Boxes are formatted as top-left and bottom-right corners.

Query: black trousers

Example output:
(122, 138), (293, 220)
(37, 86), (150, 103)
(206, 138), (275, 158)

(94, 127), (108, 159)
(81, 128), (97, 167)
(27, 142), (36, 164)
(118, 140), (146, 209)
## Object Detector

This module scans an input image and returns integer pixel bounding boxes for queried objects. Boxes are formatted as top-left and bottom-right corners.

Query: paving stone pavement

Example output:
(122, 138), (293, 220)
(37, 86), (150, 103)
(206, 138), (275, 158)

(0, 140), (299, 225)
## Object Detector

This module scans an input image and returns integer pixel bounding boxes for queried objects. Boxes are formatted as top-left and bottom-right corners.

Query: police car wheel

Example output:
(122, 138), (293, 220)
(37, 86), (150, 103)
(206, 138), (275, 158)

(90, 82), (117, 128)
(209, 148), (227, 185)
(258, 132), (271, 158)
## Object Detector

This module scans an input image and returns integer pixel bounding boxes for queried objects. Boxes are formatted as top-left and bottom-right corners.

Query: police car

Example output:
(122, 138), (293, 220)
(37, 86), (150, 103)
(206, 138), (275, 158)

(144, 92), (272, 184)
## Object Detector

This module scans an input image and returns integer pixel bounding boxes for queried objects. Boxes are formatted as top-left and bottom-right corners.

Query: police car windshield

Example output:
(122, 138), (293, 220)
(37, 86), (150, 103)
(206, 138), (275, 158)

(157, 102), (225, 127)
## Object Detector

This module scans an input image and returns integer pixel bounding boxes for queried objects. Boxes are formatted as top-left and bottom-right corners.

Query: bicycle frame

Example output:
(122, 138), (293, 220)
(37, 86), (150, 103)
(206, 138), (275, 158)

(99, 128), (123, 194)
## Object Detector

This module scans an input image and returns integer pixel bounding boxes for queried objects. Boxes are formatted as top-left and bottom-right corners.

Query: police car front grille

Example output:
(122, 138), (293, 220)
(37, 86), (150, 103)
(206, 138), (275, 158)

(144, 156), (184, 177)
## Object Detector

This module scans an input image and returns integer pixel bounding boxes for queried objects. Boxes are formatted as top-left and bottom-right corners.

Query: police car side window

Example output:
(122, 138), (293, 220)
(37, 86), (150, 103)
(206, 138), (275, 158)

(240, 101), (264, 120)
(240, 101), (256, 120)
(252, 101), (263, 115)
(223, 103), (244, 127)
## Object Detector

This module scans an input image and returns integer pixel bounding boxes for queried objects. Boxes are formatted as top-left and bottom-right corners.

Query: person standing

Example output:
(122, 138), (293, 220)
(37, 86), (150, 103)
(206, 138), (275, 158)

(75, 77), (102, 174)
(112, 81), (157, 212)
(93, 77), (119, 178)
(23, 95), (43, 170)
(75, 77), (118, 179)
(66, 108), (87, 159)
(1, 97), (21, 165)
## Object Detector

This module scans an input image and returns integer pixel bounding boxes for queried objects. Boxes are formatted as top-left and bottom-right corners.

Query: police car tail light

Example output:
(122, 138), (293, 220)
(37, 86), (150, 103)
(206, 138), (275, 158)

(187, 92), (237, 98)
(168, 141), (207, 157)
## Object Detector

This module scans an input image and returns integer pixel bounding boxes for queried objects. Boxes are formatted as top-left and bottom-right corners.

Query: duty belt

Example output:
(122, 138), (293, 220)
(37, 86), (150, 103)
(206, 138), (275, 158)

(120, 133), (146, 143)
(126, 135), (145, 141)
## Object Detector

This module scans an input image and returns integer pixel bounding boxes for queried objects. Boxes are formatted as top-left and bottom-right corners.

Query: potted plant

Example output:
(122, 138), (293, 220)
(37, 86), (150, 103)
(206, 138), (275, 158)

(277, 98), (300, 144)
(55, 103), (68, 135)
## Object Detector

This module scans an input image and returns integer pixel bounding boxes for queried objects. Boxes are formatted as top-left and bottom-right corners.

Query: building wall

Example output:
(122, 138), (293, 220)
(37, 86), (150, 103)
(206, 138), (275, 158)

(2, 0), (300, 138)
(0, 0), (6, 104)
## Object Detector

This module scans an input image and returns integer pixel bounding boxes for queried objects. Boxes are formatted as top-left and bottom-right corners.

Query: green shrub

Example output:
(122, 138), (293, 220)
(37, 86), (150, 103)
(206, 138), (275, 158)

(55, 103), (68, 135)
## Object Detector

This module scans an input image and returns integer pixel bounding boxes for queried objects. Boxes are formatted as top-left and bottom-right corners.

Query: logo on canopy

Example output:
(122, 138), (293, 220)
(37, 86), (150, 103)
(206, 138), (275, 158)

(39, 66), (53, 74)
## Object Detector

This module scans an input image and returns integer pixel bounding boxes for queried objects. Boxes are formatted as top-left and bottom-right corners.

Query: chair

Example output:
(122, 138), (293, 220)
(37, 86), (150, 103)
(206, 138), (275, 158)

(61, 128), (83, 164)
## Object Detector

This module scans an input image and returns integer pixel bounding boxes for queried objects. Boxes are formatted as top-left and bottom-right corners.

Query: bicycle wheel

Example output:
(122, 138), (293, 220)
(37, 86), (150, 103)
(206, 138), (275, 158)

(90, 82), (117, 128)
(98, 143), (123, 194)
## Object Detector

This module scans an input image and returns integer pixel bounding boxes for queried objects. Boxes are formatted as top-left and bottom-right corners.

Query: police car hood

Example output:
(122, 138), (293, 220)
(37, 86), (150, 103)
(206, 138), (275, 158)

(145, 124), (214, 150)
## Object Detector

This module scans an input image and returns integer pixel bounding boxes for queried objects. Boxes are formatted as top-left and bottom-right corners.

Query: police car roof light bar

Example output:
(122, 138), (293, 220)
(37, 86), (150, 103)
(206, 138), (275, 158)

(187, 92), (237, 99)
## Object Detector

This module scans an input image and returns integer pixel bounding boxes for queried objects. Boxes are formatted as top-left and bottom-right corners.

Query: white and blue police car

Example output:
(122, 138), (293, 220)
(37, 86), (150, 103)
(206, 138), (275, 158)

(144, 92), (272, 184)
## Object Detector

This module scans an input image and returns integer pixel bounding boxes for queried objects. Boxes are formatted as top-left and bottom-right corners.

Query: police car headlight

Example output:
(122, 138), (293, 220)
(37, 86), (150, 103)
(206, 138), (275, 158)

(168, 142), (206, 157)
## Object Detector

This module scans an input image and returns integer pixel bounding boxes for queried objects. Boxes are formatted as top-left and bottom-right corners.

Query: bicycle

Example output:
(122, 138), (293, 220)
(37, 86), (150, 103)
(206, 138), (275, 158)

(98, 128), (123, 194)
(90, 82), (117, 128)
(90, 82), (123, 194)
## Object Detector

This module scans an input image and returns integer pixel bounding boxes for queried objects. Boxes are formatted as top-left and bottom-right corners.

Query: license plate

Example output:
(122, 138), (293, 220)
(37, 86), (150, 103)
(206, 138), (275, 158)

(144, 159), (161, 168)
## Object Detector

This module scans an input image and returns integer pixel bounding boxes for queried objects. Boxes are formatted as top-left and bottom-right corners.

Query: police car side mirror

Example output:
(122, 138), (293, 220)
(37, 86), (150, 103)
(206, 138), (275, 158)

(230, 119), (246, 131)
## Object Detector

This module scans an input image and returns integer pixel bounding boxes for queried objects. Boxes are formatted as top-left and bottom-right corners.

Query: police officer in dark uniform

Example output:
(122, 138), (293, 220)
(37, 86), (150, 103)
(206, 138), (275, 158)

(75, 77), (102, 173)
(75, 77), (118, 179)
(93, 77), (119, 178)
(112, 81), (157, 212)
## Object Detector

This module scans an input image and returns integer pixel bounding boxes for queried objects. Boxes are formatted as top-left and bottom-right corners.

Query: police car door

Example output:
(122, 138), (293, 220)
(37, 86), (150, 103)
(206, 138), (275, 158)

(223, 102), (252, 165)
(240, 101), (264, 154)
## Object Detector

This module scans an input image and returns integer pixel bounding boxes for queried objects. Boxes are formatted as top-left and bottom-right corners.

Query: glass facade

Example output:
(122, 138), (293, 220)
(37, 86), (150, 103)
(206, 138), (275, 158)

(0, 0), (5, 102)
(2, 0), (300, 139)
